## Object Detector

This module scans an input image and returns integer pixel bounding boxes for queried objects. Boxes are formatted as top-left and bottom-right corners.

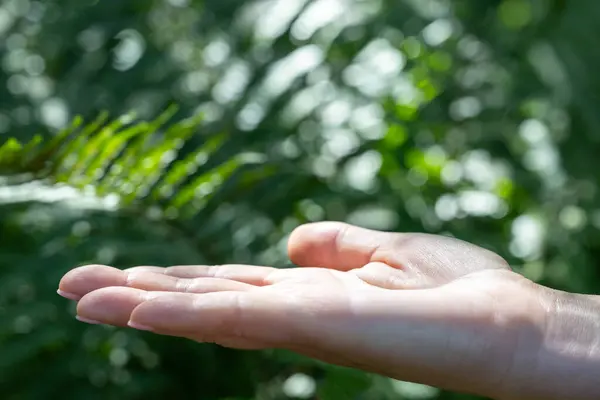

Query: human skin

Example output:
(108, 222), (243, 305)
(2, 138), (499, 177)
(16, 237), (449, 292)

(57, 222), (600, 399)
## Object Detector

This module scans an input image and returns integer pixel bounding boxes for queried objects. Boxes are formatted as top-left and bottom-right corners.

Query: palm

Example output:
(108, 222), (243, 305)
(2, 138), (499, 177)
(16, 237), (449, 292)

(58, 222), (542, 397)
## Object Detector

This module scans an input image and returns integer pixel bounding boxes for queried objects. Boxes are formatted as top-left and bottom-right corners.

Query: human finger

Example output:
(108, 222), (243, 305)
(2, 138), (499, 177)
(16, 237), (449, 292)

(78, 286), (277, 350)
(288, 222), (511, 278)
(128, 291), (297, 347)
(127, 264), (278, 286)
(288, 222), (396, 271)
(125, 271), (255, 293)
(58, 265), (126, 301)
(58, 264), (276, 301)
(76, 286), (148, 327)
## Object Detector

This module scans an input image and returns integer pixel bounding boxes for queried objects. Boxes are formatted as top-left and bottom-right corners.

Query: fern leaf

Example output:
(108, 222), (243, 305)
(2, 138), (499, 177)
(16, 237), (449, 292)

(150, 132), (227, 201)
(0, 107), (283, 220)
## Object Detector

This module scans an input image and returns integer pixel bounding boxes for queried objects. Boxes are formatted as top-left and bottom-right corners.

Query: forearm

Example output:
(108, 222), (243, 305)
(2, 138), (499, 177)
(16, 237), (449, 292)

(509, 291), (600, 400)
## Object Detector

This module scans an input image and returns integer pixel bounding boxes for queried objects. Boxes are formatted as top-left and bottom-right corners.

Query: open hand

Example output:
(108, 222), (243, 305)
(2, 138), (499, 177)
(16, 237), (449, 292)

(58, 222), (559, 399)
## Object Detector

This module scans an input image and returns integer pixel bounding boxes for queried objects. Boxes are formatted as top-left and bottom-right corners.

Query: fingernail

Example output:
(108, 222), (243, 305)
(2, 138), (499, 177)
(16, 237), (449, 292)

(127, 320), (154, 332)
(57, 290), (81, 301)
(76, 315), (103, 325)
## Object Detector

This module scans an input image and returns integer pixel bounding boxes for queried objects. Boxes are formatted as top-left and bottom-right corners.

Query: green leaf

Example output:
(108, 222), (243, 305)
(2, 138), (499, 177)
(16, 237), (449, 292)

(0, 138), (23, 165)
(151, 132), (226, 201)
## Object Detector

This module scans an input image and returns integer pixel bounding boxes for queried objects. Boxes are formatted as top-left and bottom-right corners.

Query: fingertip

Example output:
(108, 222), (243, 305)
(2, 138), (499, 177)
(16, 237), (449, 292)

(288, 222), (387, 271)
(288, 222), (344, 267)
(127, 320), (154, 332)
(76, 315), (103, 325)
(59, 264), (127, 298)
(76, 286), (148, 327)
(289, 222), (345, 241)
(57, 289), (81, 301)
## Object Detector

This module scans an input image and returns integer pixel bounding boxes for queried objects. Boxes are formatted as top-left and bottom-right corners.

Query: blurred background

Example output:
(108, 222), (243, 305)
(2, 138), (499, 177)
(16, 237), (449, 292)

(0, 0), (599, 398)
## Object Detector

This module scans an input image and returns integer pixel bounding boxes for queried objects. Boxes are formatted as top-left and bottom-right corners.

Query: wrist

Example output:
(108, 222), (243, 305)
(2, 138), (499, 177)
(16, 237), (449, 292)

(508, 289), (600, 400)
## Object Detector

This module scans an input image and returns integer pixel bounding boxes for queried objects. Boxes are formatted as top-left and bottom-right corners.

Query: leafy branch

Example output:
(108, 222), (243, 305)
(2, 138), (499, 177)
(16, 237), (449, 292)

(0, 106), (302, 265)
(0, 106), (280, 221)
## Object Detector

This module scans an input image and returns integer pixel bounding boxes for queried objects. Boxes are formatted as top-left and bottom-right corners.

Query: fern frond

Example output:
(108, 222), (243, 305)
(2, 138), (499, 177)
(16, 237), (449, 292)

(0, 106), (276, 219)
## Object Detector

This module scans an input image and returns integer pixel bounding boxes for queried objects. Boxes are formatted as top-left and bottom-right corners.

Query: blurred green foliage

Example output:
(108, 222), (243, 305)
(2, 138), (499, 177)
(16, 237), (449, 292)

(0, 0), (599, 398)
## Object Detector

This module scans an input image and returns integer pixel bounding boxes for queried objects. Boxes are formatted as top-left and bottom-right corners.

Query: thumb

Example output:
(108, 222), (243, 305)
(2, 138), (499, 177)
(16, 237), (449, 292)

(288, 222), (396, 271)
(287, 222), (511, 280)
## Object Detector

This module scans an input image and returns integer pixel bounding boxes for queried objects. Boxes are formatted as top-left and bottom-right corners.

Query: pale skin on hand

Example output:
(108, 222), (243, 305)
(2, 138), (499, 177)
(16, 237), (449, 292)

(57, 222), (600, 400)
